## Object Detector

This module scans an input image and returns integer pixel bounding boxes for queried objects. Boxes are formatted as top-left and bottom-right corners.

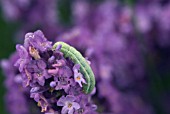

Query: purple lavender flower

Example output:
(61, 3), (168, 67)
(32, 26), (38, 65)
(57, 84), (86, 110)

(26, 59), (50, 86)
(73, 64), (87, 87)
(50, 81), (57, 88)
(24, 30), (52, 52)
(13, 30), (97, 114)
(57, 95), (80, 114)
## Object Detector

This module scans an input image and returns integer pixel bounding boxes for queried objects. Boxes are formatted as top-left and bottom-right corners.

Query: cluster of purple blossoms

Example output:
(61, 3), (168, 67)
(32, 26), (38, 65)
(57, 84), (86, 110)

(2, 30), (97, 114)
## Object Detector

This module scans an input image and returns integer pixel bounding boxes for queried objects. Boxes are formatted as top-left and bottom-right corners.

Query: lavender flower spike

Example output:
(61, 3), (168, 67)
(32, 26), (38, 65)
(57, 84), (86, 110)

(13, 30), (97, 113)
(57, 95), (80, 114)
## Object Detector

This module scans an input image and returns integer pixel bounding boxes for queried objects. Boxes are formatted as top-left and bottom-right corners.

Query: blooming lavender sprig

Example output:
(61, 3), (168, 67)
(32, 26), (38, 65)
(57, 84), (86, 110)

(14, 30), (97, 114)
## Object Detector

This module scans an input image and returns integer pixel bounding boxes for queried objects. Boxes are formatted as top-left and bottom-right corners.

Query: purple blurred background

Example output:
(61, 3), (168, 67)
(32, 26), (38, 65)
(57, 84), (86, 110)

(0, 0), (170, 114)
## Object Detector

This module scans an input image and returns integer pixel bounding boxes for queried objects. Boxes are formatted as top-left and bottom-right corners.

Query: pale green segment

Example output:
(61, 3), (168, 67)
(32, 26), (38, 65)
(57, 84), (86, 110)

(61, 48), (90, 93)
(69, 47), (95, 93)
(53, 42), (95, 94)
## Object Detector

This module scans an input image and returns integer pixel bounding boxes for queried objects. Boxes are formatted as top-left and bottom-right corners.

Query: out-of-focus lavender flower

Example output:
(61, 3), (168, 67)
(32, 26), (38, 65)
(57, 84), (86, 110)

(1, 52), (31, 114)
(11, 30), (97, 114)
(135, 6), (152, 33)
(0, 0), (62, 41)
(55, 1), (157, 113)
(1, 0), (57, 24)
(133, 2), (170, 47)
(97, 81), (154, 114)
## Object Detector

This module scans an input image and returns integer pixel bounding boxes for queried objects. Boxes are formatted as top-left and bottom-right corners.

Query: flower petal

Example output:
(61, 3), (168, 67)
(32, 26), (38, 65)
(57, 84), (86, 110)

(57, 96), (66, 106)
(61, 106), (68, 114)
(66, 95), (76, 102)
(68, 108), (74, 114)
(72, 102), (80, 110)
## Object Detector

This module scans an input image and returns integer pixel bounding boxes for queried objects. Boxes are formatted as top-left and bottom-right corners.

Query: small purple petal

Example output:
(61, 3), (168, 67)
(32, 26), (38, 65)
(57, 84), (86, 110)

(72, 102), (80, 110)
(30, 87), (40, 93)
(61, 106), (68, 114)
(48, 56), (55, 63)
(74, 72), (86, 87)
(68, 109), (74, 114)
(73, 64), (80, 73)
(48, 69), (59, 75)
(37, 60), (46, 69)
(57, 96), (66, 106)
(50, 81), (56, 88)
(16, 44), (28, 58)
(66, 95), (76, 102)
(37, 76), (45, 86)
(30, 93), (40, 102)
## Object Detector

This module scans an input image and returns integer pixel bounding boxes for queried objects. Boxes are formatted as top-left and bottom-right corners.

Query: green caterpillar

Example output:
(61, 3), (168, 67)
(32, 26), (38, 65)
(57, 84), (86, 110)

(53, 42), (95, 94)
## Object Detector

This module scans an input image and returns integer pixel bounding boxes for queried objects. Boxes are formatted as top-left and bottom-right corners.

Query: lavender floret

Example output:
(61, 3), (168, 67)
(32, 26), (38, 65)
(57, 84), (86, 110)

(57, 95), (80, 114)
(73, 64), (87, 87)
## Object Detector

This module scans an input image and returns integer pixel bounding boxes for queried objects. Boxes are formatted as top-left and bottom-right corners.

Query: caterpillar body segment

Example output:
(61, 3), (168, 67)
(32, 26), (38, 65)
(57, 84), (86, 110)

(53, 42), (95, 94)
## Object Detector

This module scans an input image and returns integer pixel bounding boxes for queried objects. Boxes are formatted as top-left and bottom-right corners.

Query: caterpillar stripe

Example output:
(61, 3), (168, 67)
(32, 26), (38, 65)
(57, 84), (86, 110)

(53, 42), (95, 94)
